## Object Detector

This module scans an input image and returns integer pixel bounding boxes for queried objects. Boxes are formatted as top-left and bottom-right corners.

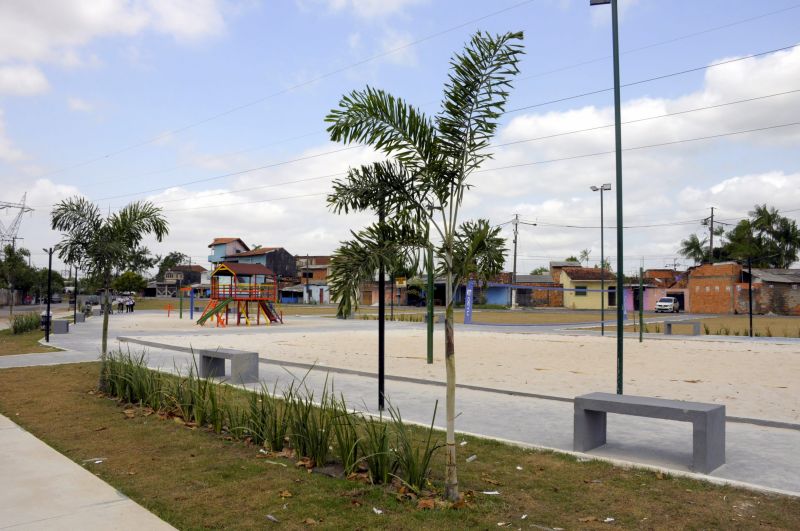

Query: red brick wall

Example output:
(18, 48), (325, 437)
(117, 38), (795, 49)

(517, 282), (564, 307)
(687, 263), (741, 314)
(734, 282), (800, 315)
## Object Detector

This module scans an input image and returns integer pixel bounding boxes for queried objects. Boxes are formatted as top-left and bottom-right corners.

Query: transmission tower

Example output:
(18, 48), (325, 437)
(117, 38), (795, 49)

(0, 193), (34, 252)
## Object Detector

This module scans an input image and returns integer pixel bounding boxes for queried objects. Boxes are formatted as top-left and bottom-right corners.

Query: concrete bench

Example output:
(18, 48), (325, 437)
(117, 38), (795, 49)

(52, 320), (69, 334)
(664, 320), (701, 336)
(117, 337), (259, 384)
(75, 313), (85, 323)
(574, 392), (725, 473)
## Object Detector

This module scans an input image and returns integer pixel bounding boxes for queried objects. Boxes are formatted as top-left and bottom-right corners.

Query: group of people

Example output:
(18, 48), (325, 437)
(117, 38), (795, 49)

(113, 296), (136, 314)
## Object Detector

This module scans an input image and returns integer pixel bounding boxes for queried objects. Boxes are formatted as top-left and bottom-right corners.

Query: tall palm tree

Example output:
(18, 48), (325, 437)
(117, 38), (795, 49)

(679, 233), (707, 264)
(326, 30), (523, 500)
(51, 197), (168, 388)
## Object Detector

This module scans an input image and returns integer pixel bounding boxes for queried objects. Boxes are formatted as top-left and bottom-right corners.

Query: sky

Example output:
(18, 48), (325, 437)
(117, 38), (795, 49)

(1, 0), (799, 277)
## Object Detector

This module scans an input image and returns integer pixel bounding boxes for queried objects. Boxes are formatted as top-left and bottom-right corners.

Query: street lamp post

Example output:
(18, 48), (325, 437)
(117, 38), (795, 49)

(591, 0), (624, 395)
(43, 248), (53, 343)
(591, 184), (612, 336)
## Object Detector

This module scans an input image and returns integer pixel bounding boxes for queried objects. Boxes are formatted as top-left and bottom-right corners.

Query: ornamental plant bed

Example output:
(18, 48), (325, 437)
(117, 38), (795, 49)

(0, 362), (799, 529)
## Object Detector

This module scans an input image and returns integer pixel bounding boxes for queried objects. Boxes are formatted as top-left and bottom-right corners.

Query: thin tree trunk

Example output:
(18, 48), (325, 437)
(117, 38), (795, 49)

(444, 267), (458, 501)
(99, 270), (111, 390)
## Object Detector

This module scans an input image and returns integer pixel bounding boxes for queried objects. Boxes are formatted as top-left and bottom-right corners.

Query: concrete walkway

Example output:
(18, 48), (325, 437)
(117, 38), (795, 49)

(0, 414), (174, 530)
(1, 313), (798, 502)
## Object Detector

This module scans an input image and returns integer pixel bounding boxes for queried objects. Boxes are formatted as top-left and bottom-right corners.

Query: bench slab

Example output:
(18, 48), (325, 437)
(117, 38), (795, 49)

(574, 392), (725, 473)
(117, 336), (259, 384)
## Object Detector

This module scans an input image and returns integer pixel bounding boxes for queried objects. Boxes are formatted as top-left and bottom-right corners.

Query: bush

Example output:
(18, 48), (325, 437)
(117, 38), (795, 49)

(103, 349), (441, 490)
(11, 312), (39, 334)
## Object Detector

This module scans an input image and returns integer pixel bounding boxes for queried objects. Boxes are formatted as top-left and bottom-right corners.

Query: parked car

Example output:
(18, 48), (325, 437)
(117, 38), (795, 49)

(43, 293), (62, 303)
(655, 296), (680, 313)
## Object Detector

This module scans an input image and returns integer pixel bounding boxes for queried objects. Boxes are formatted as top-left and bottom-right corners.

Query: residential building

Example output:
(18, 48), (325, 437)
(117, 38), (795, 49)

(207, 238), (297, 279)
(560, 267), (616, 310)
(549, 260), (581, 283)
(296, 255), (332, 282)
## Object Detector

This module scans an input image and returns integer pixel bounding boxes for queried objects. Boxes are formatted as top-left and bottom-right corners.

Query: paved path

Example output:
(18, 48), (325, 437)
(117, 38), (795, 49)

(0, 414), (174, 530)
(1, 314), (798, 500)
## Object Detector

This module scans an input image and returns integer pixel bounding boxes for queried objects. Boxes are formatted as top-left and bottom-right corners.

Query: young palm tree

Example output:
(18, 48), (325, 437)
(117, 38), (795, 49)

(51, 197), (168, 388)
(325, 30), (523, 500)
(679, 233), (707, 264)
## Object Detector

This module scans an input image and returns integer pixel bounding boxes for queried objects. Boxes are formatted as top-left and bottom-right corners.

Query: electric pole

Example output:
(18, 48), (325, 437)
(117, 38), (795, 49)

(511, 214), (518, 309)
(708, 207), (714, 263)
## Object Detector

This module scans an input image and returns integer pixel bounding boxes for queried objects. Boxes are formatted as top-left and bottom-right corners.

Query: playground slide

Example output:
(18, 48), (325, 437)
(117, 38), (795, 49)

(196, 298), (234, 325)
(259, 301), (283, 324)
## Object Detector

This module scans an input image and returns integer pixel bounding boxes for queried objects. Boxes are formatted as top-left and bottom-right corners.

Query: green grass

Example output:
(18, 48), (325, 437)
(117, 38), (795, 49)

(0, 328), (61, 356)
(1, 362), (799, 529)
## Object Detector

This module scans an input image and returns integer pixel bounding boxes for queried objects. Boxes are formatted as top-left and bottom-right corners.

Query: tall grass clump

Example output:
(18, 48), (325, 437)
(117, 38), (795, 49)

(389, 400), (442, 494)
(286, 379), (334, 466)
(330, 393), (360, 474)
(359, 412), (397, 484)
(11, 312), (40, 334)
(703, 323), (710, 335)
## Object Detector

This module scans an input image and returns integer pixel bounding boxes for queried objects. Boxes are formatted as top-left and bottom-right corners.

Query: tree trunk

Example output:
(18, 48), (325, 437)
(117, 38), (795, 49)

(444, 268), (458, 501)
(99, 270), (111, 390)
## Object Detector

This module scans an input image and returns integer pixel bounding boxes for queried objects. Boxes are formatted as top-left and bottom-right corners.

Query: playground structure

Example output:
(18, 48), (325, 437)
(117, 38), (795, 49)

(197, 262), (283, 327)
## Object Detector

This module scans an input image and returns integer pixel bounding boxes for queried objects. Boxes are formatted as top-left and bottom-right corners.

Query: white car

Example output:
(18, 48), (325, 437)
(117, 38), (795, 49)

(655, 296), (680, 313)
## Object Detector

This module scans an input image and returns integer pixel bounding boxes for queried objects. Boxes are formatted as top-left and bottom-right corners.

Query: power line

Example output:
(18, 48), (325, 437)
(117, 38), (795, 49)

(32, 0), (538, 180)
(520, 3), (800, 81)
(36, 86), (800, 210)
(476, 120), (800, 174)
(506, 42), (800, 114)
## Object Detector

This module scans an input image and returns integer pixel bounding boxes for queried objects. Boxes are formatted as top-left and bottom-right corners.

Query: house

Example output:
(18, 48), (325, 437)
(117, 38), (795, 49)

(296, 255), (332, 282)
(207, 238), (297, 279)
(686, 262), (742, 314)
(560, 267), (616, 310)
(747, 268), (800, 315)
(167, 264), (207, 285)
(549, 260), (581, 283)
(635, 268), (689, 311)
(515, 273), (563, 308)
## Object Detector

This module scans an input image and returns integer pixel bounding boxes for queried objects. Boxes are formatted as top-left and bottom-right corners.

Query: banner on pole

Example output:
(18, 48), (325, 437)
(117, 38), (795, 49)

(464, 280), (474, 324)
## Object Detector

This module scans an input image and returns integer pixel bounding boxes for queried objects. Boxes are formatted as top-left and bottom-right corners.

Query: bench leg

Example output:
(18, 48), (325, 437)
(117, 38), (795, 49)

(200, 356), (225, 379)
(230, 354), (258, 384)
(692, 409), (725, 473)
(574, 407), (607, 452)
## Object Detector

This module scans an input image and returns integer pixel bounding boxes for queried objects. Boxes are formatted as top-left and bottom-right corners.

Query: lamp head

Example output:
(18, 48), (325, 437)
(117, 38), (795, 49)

(590, 186), (599, 191)
(590, 0), (611, 5)
(602, 183), (612, 191)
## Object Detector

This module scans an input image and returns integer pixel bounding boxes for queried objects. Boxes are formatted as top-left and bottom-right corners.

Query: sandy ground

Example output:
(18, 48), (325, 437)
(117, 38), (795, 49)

(111, 312), (800, 424)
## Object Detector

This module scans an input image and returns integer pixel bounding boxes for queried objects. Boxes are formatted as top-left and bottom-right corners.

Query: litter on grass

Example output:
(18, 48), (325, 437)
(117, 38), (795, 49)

(466, 454), (477, 462)
(372, 507), (383, 515)
(265, 514), (279, 523)
(481, 491), (500, 495)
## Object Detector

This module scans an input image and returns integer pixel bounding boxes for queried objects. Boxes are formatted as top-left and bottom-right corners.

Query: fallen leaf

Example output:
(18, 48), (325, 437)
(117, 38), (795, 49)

(481, 474), (501, 486)
(579, 516), (598, 523)
(173, 417), (184, 425)
(266, 514), (279, 523)
(94, 426), (107, 432)
(417, 499), (435, 510)
(279, 490), (293, 498)
(123, 409), (135, 419)
(302, 518), (318, 525)
(142, 407), (154, 416)
(656, 472), (665, 480)
(127, 470), (136, 476)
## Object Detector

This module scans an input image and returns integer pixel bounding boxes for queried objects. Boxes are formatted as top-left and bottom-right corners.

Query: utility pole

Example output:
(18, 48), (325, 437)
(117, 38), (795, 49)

(748, 257), (753, 337)
(708, 207), (715, 263)
(511, 214), (519, 309)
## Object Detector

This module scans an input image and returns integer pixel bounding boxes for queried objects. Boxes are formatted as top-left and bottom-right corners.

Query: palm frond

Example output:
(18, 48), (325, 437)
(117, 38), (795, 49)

(326, 87), (439, 174)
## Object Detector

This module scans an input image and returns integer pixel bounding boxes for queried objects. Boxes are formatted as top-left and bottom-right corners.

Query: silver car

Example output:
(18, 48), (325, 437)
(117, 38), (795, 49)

(655, 296), (679, 313)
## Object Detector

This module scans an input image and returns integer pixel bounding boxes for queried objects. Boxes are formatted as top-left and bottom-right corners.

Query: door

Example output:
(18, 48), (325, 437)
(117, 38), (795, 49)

(608, 286), (617, 307)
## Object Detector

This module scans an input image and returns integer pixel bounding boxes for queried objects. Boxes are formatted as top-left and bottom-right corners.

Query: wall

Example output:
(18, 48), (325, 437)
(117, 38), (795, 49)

(686, 263), (741, 314)
(560, 272), (615, 310)
(733, 282), (800, 315)
(516, 283), (563, 307)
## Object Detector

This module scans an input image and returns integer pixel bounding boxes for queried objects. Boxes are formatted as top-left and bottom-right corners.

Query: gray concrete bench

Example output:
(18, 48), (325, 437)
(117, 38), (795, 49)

(52, 320), (69, 334)
(574, 392), (725, 473)
(75, 313), (85, 323)
(664, 320), (701, 336)
(117, 336), (259, 384)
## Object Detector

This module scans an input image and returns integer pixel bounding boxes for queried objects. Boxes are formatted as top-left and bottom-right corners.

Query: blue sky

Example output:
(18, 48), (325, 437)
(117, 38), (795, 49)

(1, 0), (799, 275)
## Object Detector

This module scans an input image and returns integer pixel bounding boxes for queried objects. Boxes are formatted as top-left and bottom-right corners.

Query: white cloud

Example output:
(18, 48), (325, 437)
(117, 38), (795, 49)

(379, 29), (417, 67)
(298, 0), (427, 19)
(67, 97), (94, 112)
(0, 0), (232, 66)
(0, 108), (25, 162)
(0, 64), (49, 95)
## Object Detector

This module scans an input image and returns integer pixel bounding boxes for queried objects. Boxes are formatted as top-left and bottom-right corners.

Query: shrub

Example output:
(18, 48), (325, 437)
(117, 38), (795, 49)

(703, 324), (710, 335)
(389, 400), (442, 494)
(330, 393), (360, 474)
(11, 312), (40, 334)
(359, 412), (397, 485)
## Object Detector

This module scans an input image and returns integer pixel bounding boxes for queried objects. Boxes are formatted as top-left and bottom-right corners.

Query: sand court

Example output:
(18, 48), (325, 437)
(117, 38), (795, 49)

(113, 312), (800, 424)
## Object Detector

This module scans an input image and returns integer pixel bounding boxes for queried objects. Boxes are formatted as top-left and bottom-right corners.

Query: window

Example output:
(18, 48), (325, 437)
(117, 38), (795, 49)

(575, 285), (588, 296)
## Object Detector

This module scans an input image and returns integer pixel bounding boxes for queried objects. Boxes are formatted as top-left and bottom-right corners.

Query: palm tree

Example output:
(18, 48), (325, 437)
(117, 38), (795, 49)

(326, 30), (523, 500)
(579, 248), (591, 267)
(679, 233), (707, 264)
(51, 197), (168, 388)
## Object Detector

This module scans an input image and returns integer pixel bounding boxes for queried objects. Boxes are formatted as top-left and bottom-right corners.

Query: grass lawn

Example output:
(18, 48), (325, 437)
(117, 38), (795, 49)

(470, 311), (608, 325)
(594, 316), (800, 338)
(0, 329), (62, 356)
(0, 363), (798, 529)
